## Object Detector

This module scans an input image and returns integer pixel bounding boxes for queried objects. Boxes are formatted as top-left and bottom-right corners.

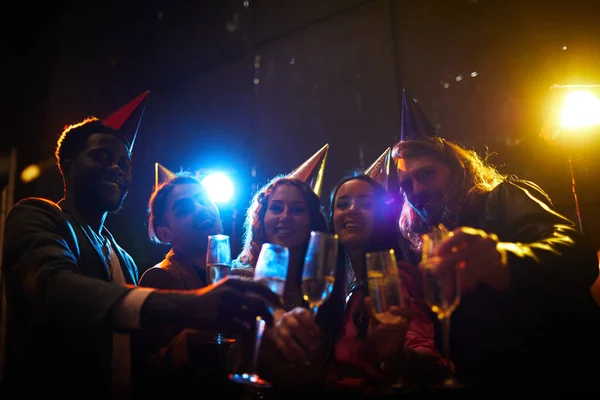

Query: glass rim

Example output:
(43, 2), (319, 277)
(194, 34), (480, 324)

(261, 242), (289, 252)
(207, 234), (230, 240)
(310, 231), (339, 239)
(365, 248), (396, 258)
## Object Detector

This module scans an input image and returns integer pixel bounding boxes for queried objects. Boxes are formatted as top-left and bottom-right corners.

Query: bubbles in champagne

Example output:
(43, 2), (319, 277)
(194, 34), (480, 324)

(302, 276), (335, 308)
(367, 271), (402, 313)
(206, 264), (230, 284)
(420, 257), (460, 319)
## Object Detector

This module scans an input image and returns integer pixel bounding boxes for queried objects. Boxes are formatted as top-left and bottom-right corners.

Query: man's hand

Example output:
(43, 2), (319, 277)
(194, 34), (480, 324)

(268, 307), (322, 364)
(190, 276), (282, 334)
(142, 276), (282, 337)
(435, 226), (509, 292)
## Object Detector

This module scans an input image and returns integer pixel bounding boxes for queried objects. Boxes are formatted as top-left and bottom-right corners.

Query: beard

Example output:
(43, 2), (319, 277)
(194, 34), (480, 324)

(75, 180), (128, 214)
(407, 190), (446, 231)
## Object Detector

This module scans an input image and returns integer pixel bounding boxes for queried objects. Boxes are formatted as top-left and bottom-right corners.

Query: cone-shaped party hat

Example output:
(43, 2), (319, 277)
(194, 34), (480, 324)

(399, 90), (438, 142)
(103, 90), (150, 152)
(154, 162), (177, 189)
(365, 147), (391, 191)
(287, 143), (329, 198)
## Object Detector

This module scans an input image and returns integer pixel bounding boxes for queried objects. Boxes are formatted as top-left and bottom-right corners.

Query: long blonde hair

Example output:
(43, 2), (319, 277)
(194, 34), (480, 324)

(392, 137), (506, 250)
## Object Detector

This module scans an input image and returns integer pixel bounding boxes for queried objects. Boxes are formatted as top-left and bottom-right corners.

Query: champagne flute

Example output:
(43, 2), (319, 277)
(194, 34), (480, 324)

(301, 231), (339, 317)
(228, 243), (289, 389)
(366, 249), (404, 313)
(206, 234), (236, 344)
(419, 224), (462, 388)
(365, 249), (406, 390)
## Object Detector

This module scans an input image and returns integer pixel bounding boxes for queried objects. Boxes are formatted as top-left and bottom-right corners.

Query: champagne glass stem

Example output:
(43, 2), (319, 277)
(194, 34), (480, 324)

(310, 305), (319, 317)
(440, 315), (451, 362)
(249, 318), (266, 374)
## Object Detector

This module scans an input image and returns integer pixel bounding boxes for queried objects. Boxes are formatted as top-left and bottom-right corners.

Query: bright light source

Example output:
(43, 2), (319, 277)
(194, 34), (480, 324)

(21, 164), (41, 183)
(560, 90), (600, 129)
(201, 172), (234, 203)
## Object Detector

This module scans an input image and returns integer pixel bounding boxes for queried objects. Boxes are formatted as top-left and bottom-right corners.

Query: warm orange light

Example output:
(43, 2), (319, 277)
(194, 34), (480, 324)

(20, 164), (41, 183)
(559, 90), (600, 129)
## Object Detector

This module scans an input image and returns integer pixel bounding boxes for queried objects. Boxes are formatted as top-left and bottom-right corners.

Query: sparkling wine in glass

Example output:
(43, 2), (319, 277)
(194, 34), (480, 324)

(419, 224), (463, 388)
(366, 249), (404, 314)
(301, 231), (339, 317)
(365, 249), (406, 390)
(206, 234), (235, 344)
(228, 243), (290, 389)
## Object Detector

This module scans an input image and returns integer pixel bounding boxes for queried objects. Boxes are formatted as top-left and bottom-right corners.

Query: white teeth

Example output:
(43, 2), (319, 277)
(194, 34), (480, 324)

(102, 181), (119, 189)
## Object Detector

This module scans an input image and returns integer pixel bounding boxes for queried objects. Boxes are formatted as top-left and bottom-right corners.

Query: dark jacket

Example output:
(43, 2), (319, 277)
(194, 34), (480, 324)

(1, 198), (138, 394)
(425, 180), (600, 389)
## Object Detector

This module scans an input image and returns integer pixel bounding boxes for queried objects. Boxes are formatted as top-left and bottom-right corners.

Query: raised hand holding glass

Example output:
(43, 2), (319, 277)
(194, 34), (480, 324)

(229, 243), (290, 389)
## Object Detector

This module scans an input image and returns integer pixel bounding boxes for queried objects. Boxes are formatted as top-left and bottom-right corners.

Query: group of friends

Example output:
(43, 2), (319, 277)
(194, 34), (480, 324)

(1, 89), (599, 398)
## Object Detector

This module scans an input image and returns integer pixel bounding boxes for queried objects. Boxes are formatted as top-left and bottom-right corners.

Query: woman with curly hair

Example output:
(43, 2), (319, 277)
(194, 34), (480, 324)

(232, 175), (328, 309)
(229, 175), (335, 389)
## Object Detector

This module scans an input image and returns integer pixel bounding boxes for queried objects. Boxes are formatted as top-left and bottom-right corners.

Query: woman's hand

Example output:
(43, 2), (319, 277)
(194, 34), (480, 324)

(268, 307), (322, 364)
(364, 297), (413, 362)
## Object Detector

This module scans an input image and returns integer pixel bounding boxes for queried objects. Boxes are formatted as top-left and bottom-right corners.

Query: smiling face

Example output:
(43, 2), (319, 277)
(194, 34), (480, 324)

(263, 184), (312, 251)
(332, 178), (376, 250)
(397, 155), (452, 225)
(67, 132), (132, 213)
(156, 183), (223, 252)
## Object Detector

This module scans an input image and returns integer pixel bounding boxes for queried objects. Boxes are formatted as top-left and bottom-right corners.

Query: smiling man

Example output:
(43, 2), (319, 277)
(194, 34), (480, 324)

(1, 95), (281, 397)
(392, 90), (600, 390)
(141, 171), (224, 290)
(135, 171), (231, 391)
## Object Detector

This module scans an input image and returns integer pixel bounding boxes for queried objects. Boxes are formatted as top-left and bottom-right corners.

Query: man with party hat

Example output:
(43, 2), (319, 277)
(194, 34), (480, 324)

(0, 92), (280, 397)
(392, 90), (600, 389)
(134, 165), (245, 392)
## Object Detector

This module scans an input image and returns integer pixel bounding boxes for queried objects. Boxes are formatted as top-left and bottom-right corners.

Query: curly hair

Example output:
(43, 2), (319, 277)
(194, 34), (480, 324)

(392, 137), (506, 251)
(147, 172), (200, 245)
(234, 175), (328, 268)
(55, 117), (125, 191)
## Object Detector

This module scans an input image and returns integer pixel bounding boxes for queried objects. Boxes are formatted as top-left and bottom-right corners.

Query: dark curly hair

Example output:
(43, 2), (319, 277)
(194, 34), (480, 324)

(234, 175), (328, 268)
(54, 117), (126, 192)
(147, 171), (200, 245)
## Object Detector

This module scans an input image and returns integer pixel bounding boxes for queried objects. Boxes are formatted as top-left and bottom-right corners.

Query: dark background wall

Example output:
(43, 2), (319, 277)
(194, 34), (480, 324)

(2, 0), (599, 272)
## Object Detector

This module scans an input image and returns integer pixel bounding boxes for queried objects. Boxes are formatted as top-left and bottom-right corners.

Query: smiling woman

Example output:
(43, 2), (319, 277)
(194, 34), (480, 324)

(233, 176), (328, 310)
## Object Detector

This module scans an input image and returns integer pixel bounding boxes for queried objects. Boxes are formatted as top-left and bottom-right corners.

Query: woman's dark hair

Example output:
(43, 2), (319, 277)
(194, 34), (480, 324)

(147, 171), (201, 244)
(326, 171), (404, 339)
(329, 172), (401, 256)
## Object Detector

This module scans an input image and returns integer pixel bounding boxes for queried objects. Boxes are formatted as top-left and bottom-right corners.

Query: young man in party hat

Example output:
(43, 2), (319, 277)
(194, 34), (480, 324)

(0, 92), (280, 397)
